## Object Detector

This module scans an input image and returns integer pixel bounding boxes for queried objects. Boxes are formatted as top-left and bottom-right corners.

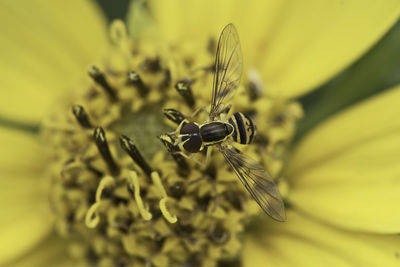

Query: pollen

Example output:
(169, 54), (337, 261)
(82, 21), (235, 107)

(42, 20), (302, 267)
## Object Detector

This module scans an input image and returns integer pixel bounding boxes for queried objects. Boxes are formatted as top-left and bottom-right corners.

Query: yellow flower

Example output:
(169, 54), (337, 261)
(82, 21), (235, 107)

(1, 0), (400, 266)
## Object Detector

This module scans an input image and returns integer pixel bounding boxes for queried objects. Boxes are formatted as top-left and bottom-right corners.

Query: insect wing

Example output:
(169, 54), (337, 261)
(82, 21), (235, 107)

(219, 146), (286, 221)
(210, 24), (243, 120)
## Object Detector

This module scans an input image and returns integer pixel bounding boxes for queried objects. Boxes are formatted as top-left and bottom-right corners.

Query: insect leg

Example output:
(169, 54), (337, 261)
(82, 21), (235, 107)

(188, 106), (209, 120)
(167, 119), (190, 136)
(220, 104), (233, 122)
(205, 146), (213, 167)
(210, 180), (219, 213)
(171, 151), (206, 168)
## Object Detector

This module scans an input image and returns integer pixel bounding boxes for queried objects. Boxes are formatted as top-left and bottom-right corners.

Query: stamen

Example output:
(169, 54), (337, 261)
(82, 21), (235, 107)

(127, 71), (149, 97)
(72, 105), (93, 128)
(84, 176), (115, 228)
(158, 134), (190, 177)
(160, 198), (177, 224)
(163, 108), (186, 125)
(95, 176), (115, 202)
(93, 127), (120, 176)
(88, 66), (118, 101)
(151, 172), (178, 224)
(151, 172), (167, 197)
(127, 171), (152, 221)
(120, 135), (153, 177)
(85, 202), (100, 228)
(175, 80), (195, 108)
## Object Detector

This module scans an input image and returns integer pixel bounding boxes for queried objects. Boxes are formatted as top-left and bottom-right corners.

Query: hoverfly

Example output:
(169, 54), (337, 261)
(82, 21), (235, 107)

(167, 24), (286, 222)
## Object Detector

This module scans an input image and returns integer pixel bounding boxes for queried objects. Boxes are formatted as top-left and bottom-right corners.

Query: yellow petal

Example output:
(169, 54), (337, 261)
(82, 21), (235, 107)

(7, 235), (75, 267)
(131, 0), (400, 98)
(243, 211), (400, 267)
(257, 0), (400, 98)
(0, 0), (108, 123)
(287, 85), (400, 233)
(145, 0), (235, 43)
(0, 127), (52, 265)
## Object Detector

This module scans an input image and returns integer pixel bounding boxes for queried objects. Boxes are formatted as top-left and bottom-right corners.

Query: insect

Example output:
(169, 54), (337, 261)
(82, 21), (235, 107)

(167, 24), (286, 222)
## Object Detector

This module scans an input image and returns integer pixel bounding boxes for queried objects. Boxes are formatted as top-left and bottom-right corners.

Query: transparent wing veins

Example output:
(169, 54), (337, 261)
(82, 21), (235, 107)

(210, 24), (243, 120)
(219, 146), (286, 222)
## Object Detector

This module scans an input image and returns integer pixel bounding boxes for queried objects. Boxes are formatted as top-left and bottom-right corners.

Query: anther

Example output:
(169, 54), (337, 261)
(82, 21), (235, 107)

(158, 134), (190, 177)
(247, 80), (262, 101)
(247, 69), (264, 101)
(141, 57), (162, 73)
(173, 220), (195, 237)
(223, 191), (245, 211)
(273, 113), (286, 124)
(175, 80), (195, 108)
(127, 71), (149, 97)
(158, 69), (171, 90)
(163, 108), (186, 125)
(120, 135), (153, 177)
(72, 105), (93, 128)
(88, 66), (118, 101)
(86, 248), (99, 266)
(207, 37), (216, 55)
(208, 222), (230, 245)
(93, 127), (120, 176)
(169, 182), (185, 199)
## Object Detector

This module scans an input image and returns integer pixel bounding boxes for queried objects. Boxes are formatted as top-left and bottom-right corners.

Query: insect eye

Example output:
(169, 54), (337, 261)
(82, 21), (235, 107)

(180, 122), (200, 135)
(182, 135), (202, 153)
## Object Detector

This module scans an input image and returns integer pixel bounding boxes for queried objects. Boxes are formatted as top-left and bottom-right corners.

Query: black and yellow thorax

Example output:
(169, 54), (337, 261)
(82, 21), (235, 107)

(200, 121), (234, 145)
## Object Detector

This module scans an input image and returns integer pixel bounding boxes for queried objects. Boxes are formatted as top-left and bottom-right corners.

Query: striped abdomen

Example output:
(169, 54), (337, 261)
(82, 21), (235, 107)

(228, 112), (256, 144)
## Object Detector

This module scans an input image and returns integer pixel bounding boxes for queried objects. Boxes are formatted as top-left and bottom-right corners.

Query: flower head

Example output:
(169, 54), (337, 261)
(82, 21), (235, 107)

(1, 0), (400, 266)
(39, 18), (303, 266)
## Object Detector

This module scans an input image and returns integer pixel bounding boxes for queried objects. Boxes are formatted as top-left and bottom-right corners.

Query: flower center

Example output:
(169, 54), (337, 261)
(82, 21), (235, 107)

(42, 21), (302, 267)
